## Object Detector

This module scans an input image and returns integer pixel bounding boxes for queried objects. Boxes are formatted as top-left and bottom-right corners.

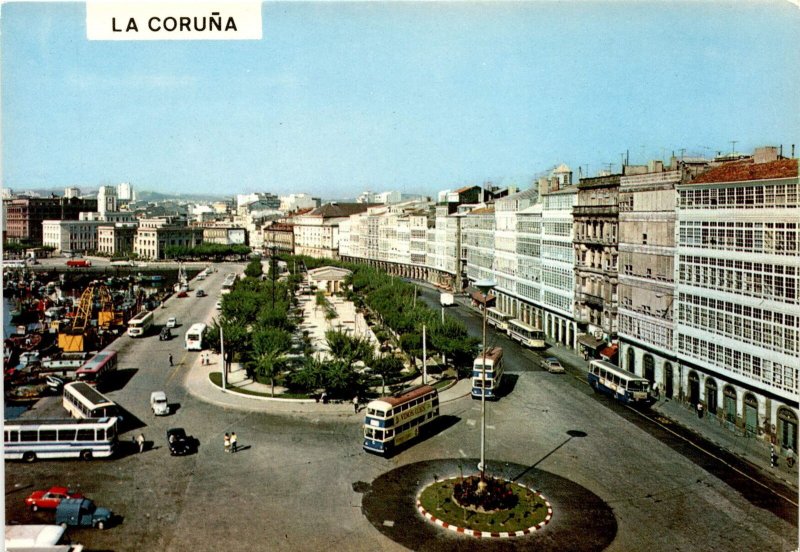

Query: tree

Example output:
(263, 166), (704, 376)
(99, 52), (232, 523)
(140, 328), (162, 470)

(244, 258), (264, 279)
(252, 327), (292, 396)
(325, 330), (374, 366)
(372, 355), (404, 395)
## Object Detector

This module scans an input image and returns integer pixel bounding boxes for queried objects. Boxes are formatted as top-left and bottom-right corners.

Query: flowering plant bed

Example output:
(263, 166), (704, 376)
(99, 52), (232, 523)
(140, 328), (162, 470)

(418, 476), (551, 535)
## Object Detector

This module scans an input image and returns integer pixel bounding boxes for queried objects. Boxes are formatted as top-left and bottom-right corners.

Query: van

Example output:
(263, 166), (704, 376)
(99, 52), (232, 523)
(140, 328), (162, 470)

(54, 498), (112, 529)
(150, 391), (169, 415)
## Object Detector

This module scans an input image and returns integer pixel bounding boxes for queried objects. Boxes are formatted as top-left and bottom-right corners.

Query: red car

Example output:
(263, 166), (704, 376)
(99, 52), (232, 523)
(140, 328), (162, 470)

(25, 486), (84, 511)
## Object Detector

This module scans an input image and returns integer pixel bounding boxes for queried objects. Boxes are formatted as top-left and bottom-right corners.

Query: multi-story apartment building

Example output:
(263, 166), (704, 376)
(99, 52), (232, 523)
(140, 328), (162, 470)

(462, 205), (495, 289)
(202, 225), (248, 246)
(97, 223), (137, 256)
(425, 205), (462, 290)
(541, 185), (579, 349)
(133, 217), (203, 260)
(573, 173), (621, 357)
(293, 203), (374, 259)
(264, 221), (297, 255)
(4, 197), (98, 245)
(492, 189), (538, 315)
(617, 158), (711, 392)
(675, 148), (798, 451)
(97, 186), (118, 214)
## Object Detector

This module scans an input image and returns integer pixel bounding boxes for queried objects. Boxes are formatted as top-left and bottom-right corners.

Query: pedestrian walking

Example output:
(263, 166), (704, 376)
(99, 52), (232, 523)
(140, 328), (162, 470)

(168, 353), (173, 367)
(352, 396), (359, 414)
(136, 433), (145, 453)
(224, 433), (231, 453)
(230, 432), (238, 453)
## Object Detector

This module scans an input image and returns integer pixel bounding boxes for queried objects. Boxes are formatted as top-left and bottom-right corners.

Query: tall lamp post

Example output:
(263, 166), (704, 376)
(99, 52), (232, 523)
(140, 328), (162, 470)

(475, 278), (496, 481)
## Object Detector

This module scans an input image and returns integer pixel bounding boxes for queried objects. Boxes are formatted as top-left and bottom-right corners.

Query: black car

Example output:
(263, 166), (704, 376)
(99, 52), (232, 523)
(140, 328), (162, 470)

(159, 327), (171, 341)
(196, 289), (206, 297)
(167, 428), (197, 456)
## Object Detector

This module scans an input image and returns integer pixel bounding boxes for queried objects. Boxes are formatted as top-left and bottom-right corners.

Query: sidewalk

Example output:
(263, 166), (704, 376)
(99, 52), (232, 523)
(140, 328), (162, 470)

(182, 350), (472, 417)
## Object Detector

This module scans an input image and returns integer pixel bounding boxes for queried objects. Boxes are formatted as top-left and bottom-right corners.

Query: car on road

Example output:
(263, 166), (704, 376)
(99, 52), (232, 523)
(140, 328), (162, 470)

(55, 498), (113, 529)
(543, 357), (565, 374)
(151, 391), (169, 416)
(166, 317), (177, 328)
(159, 327), (171, 341)
(196, 289), (206, 297)
(177, 291), (188, 298)
(167, 428), (197, 456)
(25, 486), (84, 511)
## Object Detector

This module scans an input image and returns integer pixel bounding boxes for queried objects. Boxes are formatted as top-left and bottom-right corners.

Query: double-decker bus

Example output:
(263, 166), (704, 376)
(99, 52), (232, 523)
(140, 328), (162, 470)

(507, 319), (547, 349)
(185, 323), (207, 351)
(588, 359), (651, 404)
(486, 307), (514, 332)
(75, 350), (118, 386)
(363, 384), (439, 456)
(62, 382), (119, 419)
(472, 347), (504, 400)
(127, 310), (153, 337)
(4, 416), (119, 462)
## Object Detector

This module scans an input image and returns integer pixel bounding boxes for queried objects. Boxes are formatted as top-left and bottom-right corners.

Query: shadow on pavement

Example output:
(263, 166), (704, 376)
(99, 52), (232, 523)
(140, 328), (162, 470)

(99, 368), (138, 393)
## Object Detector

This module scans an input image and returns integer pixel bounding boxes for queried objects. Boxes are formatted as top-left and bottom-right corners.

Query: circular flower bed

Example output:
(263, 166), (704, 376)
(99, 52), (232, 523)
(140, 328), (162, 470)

(417, 475), (552, 537)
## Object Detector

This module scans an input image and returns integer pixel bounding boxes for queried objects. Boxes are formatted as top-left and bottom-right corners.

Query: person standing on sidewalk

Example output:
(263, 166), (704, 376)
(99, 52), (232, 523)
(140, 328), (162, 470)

(352, 396), (359, 414)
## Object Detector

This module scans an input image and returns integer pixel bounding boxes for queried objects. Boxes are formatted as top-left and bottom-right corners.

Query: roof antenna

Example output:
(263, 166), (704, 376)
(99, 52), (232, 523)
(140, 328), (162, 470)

(729, 140), (737, 154)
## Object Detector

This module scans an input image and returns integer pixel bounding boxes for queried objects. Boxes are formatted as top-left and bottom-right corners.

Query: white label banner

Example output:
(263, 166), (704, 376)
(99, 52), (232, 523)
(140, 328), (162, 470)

(87, 2), (262, 41)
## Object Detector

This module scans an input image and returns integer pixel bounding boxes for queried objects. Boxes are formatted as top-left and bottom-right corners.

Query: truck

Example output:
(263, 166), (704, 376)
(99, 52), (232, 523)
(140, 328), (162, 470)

(440, 292), (454, 307)
(65, 259), (91, 268)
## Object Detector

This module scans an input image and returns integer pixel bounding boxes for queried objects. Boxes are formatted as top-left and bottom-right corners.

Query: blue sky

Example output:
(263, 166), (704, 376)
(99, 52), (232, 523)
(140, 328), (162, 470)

(2, 1), (799, 199)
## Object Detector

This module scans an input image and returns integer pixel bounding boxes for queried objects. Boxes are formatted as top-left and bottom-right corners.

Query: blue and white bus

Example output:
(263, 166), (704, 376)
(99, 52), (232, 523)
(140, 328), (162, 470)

(363, 384), (439, 455)
(587, 359), (651, 404)
(4, 416), (119, 462)
(472, 347), (504, 400)
(486, 307), (513, 332)
(507, 319), (547, 349)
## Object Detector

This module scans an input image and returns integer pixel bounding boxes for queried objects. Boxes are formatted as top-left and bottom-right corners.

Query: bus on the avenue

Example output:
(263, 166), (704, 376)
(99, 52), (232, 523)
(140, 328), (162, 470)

(75, 350), (118, 386)
(507, 319), (547, 349)
(486, 307), (514, 332)
(62, 382), (119, 419)
(363, 384), (439, 456)
(127, 310), (153, 337)
(185, 323), (207, 351)
(4, 416), (119, 462)
(587, 359), (651, 404)
(472, 347), (504, 400)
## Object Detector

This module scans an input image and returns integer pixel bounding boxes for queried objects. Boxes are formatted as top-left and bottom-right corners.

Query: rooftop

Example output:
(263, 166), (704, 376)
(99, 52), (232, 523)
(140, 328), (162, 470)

(691, 158), (798, 184)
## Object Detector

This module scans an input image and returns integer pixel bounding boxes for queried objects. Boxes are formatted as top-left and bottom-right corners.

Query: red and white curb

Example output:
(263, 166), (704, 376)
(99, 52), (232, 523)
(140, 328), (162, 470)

(416, 477), (552, 538)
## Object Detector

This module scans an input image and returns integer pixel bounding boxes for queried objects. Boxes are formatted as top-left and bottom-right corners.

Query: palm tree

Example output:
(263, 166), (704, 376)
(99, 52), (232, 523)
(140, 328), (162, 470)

(252, 327), (292, 397)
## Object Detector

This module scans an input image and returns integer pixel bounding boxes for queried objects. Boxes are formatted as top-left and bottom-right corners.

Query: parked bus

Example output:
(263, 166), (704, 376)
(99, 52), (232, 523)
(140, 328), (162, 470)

(185, 323), (207, 351)
(363, 384), (439, 455)
(4, 416), (119, 462)
(472, 347), (504, 400)
(75, 350), (117, 386)
(127, 310), (153, 337)
(62, 382), (119, 419)
(588, 359), (651, 404)
(486, 307), (514, 332)
(507, 319), (547, 349)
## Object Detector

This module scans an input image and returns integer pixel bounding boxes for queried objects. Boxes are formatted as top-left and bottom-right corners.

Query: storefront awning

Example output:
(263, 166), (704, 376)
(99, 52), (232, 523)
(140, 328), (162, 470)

(600, 344), (619, 360)
(577, 334), (604, 350)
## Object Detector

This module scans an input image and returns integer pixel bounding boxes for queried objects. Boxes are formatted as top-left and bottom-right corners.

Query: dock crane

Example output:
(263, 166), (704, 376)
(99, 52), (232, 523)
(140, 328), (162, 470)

(57, 283), (115, 352)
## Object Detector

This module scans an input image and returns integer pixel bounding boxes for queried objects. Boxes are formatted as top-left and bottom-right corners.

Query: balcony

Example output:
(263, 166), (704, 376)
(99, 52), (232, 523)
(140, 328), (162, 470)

(573, 236), (617, 247)
(577, 291), (604, 308)
(573, 205), (619, 217)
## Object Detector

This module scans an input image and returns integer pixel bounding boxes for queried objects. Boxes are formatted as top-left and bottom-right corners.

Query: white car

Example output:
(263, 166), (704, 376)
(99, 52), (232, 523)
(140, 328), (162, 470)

(543, 357), (565, 374)
(166, 317), (177, 328)
(150, 391), (169, 416)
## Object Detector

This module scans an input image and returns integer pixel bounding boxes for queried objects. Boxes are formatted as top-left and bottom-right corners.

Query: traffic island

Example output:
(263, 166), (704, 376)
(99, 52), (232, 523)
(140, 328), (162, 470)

(360, 459), (617, 551)
(417, 475), (552, 537)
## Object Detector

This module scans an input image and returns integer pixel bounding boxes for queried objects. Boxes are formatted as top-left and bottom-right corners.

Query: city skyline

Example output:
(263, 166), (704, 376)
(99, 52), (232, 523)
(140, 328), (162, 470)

(2, 1), (799, 199)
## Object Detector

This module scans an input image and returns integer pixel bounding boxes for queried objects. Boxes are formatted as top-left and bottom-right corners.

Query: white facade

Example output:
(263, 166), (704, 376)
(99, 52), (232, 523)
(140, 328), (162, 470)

(117, 182), (136, 202)
(42, 219), (104, 254)
(279, 193), (317, 213)
(675, 155), (799, 451)
(64, 187), (81, 199)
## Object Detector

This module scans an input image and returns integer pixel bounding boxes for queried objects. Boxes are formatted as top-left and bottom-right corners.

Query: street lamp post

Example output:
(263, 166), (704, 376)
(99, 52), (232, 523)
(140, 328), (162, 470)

(475, 278), (496, 481)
